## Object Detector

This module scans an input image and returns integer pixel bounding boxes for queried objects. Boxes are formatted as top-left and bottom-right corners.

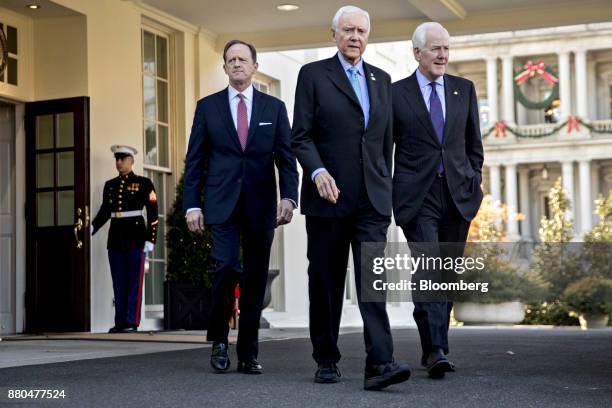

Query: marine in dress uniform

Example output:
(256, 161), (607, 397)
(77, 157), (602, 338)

(92, 145), (159, 333)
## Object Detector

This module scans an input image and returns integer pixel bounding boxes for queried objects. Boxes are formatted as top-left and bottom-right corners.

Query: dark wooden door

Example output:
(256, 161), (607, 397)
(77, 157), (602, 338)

(25, 97), (90, 333)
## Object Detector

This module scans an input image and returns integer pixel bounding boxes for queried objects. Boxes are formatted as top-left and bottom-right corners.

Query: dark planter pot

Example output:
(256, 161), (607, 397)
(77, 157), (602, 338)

(164, 281), (212, 330)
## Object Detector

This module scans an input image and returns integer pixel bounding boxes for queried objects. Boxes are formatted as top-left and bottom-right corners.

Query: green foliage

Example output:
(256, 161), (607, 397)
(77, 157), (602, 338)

(563, 276), (612, 315)
(581, 192), (612, 280)
(165, 172), (214, 288)
(458, 244), (547, 304)
(531, 178), (580, 299)
(521, 300), (580, 326)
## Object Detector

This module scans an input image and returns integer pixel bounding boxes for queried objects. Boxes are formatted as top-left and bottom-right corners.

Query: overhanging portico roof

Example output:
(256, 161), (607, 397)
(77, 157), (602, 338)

(140, 0), (612, 51)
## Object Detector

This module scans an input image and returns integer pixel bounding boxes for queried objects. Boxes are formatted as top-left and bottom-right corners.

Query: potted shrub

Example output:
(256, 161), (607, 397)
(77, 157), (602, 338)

(563, 276), (612, 329)
(454, 195), (546, 325)
(164, 173), (215, 330)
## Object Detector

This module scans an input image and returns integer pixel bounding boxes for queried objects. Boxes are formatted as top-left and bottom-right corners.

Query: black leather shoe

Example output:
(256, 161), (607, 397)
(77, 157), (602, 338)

(108, 326), (124, 333)
(210, 342), (230, 373)
(426, 349), (452, 379)
(237, 359), (263, 374)
(123, 325), (138, 333)
(422, 353), (455, 372)
(314, 363), (341, 383)
(364, 361), (411, 391)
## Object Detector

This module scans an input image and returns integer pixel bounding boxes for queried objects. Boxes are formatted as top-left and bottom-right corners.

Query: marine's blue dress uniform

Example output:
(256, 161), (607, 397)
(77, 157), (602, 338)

(92, 171), (159, 330)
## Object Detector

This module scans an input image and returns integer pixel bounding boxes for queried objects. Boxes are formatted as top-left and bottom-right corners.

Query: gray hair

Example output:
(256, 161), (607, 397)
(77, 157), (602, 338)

(331, 5), (371, 32)
(412, 22), (449, 49)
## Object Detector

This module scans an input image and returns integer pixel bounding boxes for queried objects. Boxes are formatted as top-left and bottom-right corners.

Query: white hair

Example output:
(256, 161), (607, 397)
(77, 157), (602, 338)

(332, 5), (371, 32)
(412, 22), (449, 49)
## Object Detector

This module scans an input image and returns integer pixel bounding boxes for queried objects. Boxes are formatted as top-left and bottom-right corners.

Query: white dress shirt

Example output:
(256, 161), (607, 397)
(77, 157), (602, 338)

(228, 84), (254, 129)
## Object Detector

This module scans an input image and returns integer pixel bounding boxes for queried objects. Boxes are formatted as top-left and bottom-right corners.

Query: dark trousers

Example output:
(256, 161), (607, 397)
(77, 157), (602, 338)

(108, 248), (146, 328)
(400, 175), (470, 358)
(306, 188), (394, 366)
(205, 199), (274, 361)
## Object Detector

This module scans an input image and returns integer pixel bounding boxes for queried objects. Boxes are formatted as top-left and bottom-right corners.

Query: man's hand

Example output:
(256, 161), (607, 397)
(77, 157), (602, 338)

(186, 209), (205, 234)
(314, 171), (340, 204)
(277, 199), (295, 227)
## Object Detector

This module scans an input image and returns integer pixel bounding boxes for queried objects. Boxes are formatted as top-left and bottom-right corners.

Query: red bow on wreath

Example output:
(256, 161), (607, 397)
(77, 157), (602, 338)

(494, 121), (507, 138)
(514, 60), (559, 85)
(567, 116), (581, 133)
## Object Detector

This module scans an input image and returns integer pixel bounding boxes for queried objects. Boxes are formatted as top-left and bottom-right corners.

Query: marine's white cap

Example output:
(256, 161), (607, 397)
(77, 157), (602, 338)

(110, 145), (138, 156)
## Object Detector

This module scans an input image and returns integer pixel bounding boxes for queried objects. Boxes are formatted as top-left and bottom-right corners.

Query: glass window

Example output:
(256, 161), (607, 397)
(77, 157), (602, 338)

(57, 190), (75, 226)
(36, 115), (54, 149)
(56, 113), (74, 148)
(37, 192), (54, 227)
(36, 153), (54, 188)
(7, 25), (17, 55)
(156, 36), (167, 79)
(143, 31), (155, 74)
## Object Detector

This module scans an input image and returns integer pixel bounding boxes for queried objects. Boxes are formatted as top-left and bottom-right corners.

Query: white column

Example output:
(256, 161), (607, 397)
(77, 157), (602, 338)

(504, 164), (519, 240)
(501, 55), (515, 124)
(486, 57), (499, 124)
(578, 159), (592, 236)
(489, 164), (502, 202)
(518, 168), (532, 241)
(561, 160), (575, 221)
(558, 51), (571, 120)
(574, 50), (588, 118)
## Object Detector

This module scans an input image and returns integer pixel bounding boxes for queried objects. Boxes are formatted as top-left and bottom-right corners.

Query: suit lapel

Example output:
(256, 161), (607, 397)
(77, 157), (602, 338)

(326, 56), (362, 109)
(442, 75), (459, 145)
(402, 73), (439, 145)
(246, 88), (268, 149)
(363, 62), (377, 125)
(214, 88), (243, 152)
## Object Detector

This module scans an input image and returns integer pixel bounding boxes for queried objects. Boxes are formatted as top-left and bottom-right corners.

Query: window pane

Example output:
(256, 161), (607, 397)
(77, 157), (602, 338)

(57, 151), (74, 187)
(158, 124), (168, 168)
(156, 35), (167, 79)
(157, 80), (167, 123)
(144, 75), (156, 120)
(37, 153), (54, 188)
(37, 192), (54, 227)
(7, 26), (17, 55)
(7, 57), (17, 85)
(144, 121), (157, 165)
(145, 261), (165, 305)
(56, 113), (74, 148)
(36, 115), (54, 149)
(57, 190), (74, 226)
(143, 31), (155, 74)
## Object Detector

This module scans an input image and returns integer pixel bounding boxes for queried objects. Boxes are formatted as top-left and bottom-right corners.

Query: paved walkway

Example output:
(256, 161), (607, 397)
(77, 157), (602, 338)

(0, 327), (610, 407)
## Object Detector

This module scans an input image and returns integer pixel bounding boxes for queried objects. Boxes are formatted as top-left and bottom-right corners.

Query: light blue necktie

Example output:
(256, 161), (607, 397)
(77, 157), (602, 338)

(348, 67), (363, 107)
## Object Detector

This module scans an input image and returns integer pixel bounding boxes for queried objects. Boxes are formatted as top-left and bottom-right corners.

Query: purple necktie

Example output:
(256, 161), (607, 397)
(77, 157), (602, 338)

(237, 94), (248, 151)
(429, 82), (444, 172)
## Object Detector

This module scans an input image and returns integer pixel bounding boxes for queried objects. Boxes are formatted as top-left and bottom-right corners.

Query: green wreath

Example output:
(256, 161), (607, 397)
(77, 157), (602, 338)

(513, 66), (559, 110)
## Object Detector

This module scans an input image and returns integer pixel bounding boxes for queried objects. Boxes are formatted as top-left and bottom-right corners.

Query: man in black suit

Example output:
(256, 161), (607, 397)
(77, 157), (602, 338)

(183, 40), (299, 375)
(292, 5), (411, 391)
(392, 22), (484, 378)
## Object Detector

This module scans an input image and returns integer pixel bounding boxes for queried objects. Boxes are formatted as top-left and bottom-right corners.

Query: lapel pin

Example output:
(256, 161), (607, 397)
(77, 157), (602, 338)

(453, 90), (458, 95)
(370, 72), (376, 81)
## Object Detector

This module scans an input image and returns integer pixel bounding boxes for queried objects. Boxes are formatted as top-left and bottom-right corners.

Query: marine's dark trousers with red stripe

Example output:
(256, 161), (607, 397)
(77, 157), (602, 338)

(108, 248), (145, 328)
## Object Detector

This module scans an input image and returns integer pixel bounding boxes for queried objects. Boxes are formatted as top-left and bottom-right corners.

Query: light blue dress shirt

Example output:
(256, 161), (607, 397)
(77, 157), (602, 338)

(415, 68), (446, 120)
(311, 53), (371, 181)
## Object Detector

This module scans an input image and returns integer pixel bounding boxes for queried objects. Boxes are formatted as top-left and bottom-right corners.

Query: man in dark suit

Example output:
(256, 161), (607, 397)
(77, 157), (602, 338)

(392, 22), (484, 379)
(292, 6), (411, 391)
(183, 40), (299, 375)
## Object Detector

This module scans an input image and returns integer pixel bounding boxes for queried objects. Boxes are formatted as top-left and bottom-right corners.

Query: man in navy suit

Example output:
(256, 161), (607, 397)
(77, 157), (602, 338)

(392, 22), (484, 379)
(183, 40), (298, 375)
(292, 6), (411, 390)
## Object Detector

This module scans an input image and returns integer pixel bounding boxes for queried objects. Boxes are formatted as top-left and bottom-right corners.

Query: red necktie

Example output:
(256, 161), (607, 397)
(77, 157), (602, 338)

(237, 94), (248, 151)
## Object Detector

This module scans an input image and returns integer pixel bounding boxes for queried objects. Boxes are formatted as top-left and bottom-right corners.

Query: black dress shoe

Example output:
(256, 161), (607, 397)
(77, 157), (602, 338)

(237, 359), (263, 374)
(426, 349), (452, 379)
(364, 361), (411, 391)
(314, 363), (341, 383)
(108, 326), (124, 333)
(422, 353), (456, 372)
(123, 325), (138, 333)
(210, 342), (230, 373)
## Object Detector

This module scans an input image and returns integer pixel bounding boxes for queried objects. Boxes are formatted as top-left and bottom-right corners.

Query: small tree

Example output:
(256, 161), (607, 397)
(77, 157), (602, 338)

(582, 192), (612, 280)
(165, 172), (214, 288)
(531, 178), (581, 299)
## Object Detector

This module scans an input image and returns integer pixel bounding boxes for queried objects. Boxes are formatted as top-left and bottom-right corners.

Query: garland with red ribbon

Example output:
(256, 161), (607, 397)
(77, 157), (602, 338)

(514, 59), (560, 110)
(482, 116), (612, 139)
